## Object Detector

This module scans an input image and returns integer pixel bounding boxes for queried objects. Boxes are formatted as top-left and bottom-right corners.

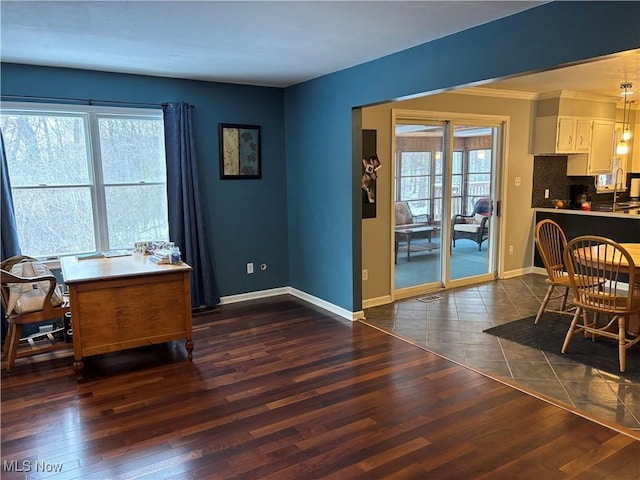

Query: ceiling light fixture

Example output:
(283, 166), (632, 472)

(616, 83), (633, 155)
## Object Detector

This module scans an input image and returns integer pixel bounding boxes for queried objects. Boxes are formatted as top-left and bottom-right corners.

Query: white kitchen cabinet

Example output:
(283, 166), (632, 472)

(566, 120), (616, 175)
(574, 119), (592, 152)
(534, 116), (592, 154)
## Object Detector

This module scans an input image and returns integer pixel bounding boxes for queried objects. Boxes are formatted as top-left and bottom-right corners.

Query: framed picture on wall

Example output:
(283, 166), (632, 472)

(219, 123), (261, 179)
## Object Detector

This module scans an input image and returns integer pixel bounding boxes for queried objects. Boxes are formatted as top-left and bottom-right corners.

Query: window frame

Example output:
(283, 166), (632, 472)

(0, 102), (168, 261)
(396, 151), (433, 218)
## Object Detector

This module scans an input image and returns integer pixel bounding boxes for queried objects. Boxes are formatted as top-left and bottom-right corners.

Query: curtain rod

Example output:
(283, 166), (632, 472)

(0, 94), (195, 109)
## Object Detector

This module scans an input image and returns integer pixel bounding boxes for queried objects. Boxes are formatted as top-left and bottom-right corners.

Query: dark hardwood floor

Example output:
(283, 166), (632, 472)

(2, 295), (639, 479)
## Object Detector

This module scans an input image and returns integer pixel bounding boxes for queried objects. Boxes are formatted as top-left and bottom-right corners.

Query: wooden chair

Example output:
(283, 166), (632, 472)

(561, 236), (640, 372)
(533, 219), (574, 324)
(1, 256), (71, 371)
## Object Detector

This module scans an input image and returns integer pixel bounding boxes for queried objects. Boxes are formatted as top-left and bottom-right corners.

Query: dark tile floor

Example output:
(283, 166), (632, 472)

(363, 274), (640, 434)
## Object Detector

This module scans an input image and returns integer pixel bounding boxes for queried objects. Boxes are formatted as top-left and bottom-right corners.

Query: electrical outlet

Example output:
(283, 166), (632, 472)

(362, 269), (368, 281)
(508, 245), (514, 255)
(247, 262), (254, 274)
(544, 189), (550, 199)
(515, 177), (522, 187)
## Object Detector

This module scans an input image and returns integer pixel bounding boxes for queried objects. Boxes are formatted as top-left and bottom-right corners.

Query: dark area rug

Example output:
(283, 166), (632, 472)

(483, 313), (640, 382)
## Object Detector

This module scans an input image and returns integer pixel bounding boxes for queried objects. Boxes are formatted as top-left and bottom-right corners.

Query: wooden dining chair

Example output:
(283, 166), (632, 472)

(1, 256), (71, 371)
(533, 219), (574, 324)
(561, 236), (640, 372)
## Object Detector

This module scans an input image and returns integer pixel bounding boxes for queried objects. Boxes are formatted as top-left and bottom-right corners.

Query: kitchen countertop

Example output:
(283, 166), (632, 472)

(535, 206), (640, 218)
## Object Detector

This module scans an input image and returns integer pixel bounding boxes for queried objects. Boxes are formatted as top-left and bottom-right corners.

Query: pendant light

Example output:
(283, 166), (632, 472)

(616, 83), (633, 155)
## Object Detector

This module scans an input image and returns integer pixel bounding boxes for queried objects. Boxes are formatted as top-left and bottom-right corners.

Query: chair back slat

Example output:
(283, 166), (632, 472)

(563, 236), (636, 314)
(535, 220), (568, 281)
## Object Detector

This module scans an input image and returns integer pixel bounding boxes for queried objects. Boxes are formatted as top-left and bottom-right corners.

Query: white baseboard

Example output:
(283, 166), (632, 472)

(220, 287), (364, 322)
(363, 295), (392, 309)
(501, 266), (533, 279)
(531, 266), (547, 276)
(219, 287), (290, 304)
(289, 287), (364, 321)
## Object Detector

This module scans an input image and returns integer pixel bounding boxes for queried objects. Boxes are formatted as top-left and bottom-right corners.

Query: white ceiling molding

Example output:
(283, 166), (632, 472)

(537, 90), (619, 103)
(451, 87), (539, 101)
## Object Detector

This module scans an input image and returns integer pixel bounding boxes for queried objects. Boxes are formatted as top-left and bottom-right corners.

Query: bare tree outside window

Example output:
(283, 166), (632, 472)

(0, 105), (169, 258)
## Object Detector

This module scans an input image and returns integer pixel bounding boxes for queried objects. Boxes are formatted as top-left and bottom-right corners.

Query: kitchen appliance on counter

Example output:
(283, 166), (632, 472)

(570, 184), (592, 210)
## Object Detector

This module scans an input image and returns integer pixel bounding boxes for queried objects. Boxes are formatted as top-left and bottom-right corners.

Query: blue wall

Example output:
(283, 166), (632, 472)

(284, 1), (640, 312)
(2, 2), (639, 313)
(0, 64), (289, 297)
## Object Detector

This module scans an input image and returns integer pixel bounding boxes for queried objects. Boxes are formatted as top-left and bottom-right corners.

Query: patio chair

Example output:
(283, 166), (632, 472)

(451, 197), (490, 251)
(394, 202), (434, 262)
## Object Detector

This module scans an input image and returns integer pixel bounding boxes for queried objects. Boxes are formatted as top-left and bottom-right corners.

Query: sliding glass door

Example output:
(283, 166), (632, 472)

(394, 122), (445, 291)
(448, 124), (498, 283)
(393, 114), (501, 294)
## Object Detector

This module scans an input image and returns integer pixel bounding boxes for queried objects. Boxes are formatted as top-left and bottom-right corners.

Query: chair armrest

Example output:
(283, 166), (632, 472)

(452, 214), (472, 224)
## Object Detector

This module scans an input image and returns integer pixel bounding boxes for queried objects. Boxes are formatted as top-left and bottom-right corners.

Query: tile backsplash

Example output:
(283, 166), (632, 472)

(531, 156), (593, 208)
(532, 156), (637, 208)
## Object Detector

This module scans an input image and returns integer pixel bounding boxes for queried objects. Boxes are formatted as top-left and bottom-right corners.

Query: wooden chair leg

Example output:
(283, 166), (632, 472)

(560, 287), (569, 311)
(2, 325), (13, 359)
(618, 316), (627, 373)
(5, 324), (22, 372)
(562, 308), (581, 353)
(534, 285), (555, 324)
(591, 312), (601, 340)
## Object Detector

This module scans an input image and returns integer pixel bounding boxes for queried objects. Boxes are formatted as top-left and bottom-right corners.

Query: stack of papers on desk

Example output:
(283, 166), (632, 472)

(149, 249), (171, 264)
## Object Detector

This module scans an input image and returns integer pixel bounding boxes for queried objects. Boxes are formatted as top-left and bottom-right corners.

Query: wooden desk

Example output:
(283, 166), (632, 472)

(60, 254), (193, 378)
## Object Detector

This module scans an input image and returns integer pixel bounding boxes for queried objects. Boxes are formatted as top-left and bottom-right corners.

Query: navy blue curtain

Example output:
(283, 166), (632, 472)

(1, 128), (21, 343)
(163, 102), (220, 308)
(1, 128), (21, 261)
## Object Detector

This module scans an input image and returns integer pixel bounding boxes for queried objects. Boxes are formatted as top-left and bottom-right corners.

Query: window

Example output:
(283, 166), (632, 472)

(0, 103), (169, 259)
(397, 151), (432, 218)
(465, 149), (492, 213)
(397, 148), (492, 222)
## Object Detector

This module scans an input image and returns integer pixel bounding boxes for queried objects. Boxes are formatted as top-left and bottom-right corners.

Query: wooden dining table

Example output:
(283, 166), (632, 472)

(595, 243), (640, 273)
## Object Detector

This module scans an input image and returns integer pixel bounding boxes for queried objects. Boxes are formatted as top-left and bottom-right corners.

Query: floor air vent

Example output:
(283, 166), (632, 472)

(417, 295), (442, 303)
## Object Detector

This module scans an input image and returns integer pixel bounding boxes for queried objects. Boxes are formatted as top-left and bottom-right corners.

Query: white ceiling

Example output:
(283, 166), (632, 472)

(0, 1), (637, 102)
(1, 0), (545, 87)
